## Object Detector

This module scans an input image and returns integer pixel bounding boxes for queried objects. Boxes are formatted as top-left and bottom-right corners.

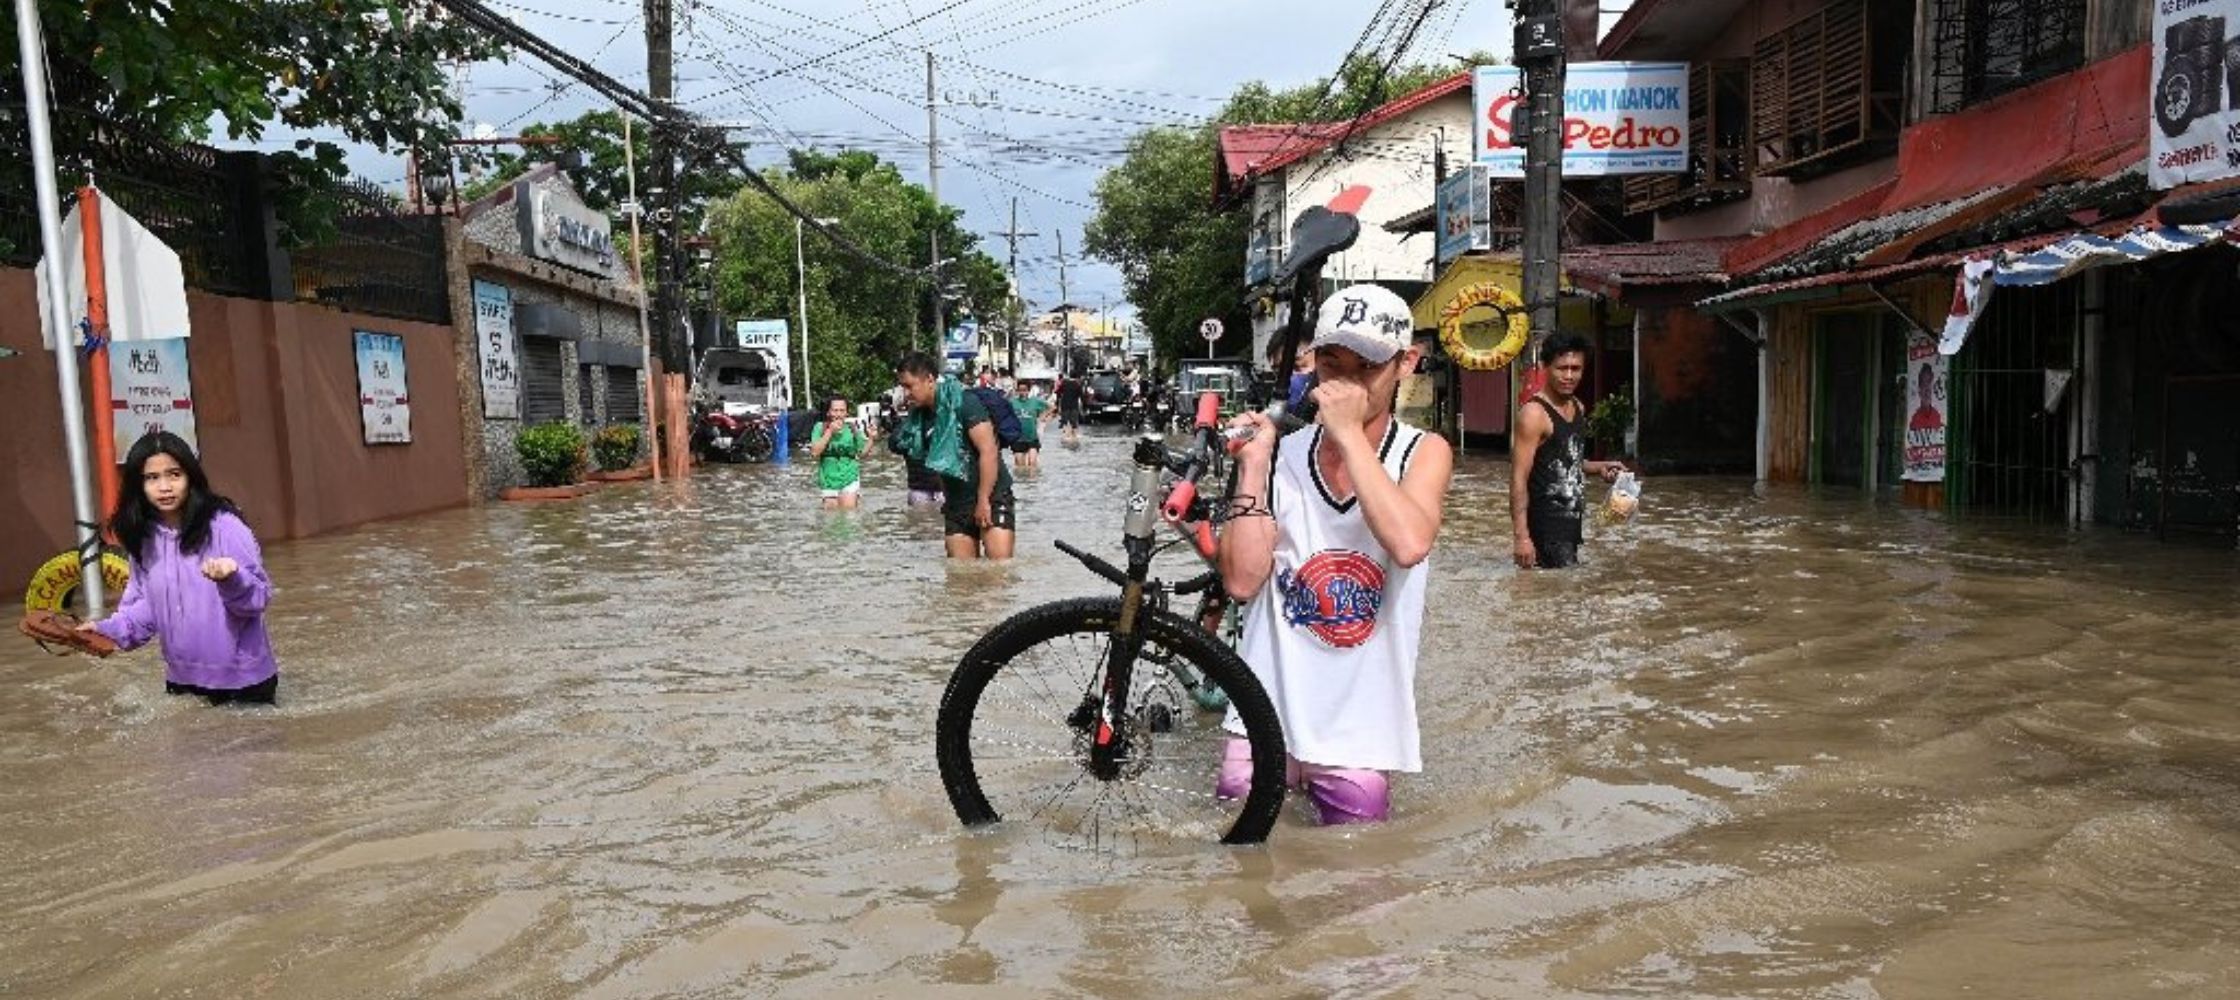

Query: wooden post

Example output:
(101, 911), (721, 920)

(78, 187), (119, 527)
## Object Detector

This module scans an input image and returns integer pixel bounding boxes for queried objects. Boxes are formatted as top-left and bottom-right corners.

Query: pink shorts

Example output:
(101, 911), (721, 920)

(1215, 737), (1391, 825)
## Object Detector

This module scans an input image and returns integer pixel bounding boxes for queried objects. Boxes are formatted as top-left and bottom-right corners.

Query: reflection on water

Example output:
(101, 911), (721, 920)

(3, 430), (2237, 997)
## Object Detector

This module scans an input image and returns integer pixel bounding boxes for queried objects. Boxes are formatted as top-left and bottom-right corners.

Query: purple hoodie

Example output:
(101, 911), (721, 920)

(95, 510), (278, 691)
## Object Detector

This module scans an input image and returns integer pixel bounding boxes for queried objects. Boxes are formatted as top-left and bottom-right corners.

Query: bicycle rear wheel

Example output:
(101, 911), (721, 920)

(937, 597), (1287, 848)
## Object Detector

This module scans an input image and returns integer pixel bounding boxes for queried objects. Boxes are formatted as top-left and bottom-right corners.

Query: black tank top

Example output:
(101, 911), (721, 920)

(1527, 396), (1587, 520)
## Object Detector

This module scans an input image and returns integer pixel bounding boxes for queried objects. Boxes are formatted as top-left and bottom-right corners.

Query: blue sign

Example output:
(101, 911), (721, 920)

(1436, 166), (1489, 265)
(944, 318), (979, 360)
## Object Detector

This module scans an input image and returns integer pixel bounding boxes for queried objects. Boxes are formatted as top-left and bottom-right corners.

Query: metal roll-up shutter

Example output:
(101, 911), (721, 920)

(604, 365), (642, 423)
(520, 337), (567, 424)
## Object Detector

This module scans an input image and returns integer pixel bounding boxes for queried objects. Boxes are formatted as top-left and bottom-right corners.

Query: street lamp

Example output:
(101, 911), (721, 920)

(795, 215), (841, 410)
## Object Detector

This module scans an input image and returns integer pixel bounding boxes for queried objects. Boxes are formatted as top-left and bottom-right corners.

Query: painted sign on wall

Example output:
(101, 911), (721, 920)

(1474, 62), (1690, 178)
(354, 330), (412, 445)
(472, 280), (520, 419)
(110, 337), (198, 455)
(2150, 0), (2240, 188)
(1902, 329), (1948, 483)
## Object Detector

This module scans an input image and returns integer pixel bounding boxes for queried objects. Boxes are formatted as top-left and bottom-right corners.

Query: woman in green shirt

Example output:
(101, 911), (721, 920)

(810, 396), (869, 509)
(1009, 382), (1052, 472)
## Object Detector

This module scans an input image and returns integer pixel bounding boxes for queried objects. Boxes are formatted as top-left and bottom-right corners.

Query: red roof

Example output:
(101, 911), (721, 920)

(1564, 238), (1745, 295)
(1723, 45), (2149, 281)
(1215, 72), (1473, 202)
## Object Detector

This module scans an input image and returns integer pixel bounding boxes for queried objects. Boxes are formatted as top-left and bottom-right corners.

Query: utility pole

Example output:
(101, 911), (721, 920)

(1056, 231), (1072, 377)
(926, 51), (942, 352)
(1517, 0), (1567, 360)
(643, 0), (683, 374)
(1002, 197), (1039, 375)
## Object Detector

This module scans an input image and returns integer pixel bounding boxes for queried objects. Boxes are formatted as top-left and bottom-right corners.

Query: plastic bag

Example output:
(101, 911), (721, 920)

(1604, 470), (1641, 522)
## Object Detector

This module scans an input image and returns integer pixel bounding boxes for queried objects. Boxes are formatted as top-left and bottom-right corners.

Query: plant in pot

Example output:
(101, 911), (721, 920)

(591, 423), (643, 475)
(515, 421), (588, 491)
(1586, 386), (1635, 461)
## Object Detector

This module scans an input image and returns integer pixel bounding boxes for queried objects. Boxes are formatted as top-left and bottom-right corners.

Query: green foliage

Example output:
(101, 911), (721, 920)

(703, 149), (1008, 407)
(1588, 386), (1635, 453)
(516, 422), (588, 488)
(591, 423), (642, 472)
(1086, 53), (1501, 362)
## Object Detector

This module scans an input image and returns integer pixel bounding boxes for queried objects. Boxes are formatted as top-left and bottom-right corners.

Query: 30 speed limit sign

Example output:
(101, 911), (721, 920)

(1199, 318), (1223, 342)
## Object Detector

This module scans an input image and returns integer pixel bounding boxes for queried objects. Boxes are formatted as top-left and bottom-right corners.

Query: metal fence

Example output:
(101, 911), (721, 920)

(289, 179), (452, 324)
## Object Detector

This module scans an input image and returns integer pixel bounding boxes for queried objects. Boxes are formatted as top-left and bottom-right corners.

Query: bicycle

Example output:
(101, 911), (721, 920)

(934, 197), (1363, 851)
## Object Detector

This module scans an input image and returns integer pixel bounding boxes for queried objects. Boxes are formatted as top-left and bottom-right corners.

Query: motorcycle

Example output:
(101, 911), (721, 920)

(690, 402), (776, 464)
(1152, 394), (1175, 433)
(1122, 396), (1148, 432)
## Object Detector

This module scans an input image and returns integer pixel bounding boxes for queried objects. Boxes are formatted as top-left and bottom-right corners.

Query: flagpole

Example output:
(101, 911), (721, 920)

(17, 0), (106, 615)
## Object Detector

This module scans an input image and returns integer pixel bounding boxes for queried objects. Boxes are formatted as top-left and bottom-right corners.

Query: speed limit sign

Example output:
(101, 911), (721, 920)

(1199, 318), (1223, 342)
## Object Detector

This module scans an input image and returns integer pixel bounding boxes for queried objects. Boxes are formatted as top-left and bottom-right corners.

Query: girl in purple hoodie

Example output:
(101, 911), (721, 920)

(81, 432), (280, 705)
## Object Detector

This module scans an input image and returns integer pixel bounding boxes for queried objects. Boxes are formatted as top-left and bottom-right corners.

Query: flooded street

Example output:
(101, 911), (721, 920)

(4, 428), (2239, 998)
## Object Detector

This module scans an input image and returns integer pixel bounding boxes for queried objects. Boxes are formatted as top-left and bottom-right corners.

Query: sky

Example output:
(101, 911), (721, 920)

(226, 0), (1632, 325)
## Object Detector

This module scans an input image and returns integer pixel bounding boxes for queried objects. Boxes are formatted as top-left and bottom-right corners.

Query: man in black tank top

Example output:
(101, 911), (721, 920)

(1510, 333), (1624, 569)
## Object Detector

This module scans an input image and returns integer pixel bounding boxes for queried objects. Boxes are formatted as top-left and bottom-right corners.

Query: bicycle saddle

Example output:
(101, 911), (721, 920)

(1271, 205), (1362, 286)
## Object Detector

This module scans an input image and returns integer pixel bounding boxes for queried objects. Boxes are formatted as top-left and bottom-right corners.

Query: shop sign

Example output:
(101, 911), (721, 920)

(1474, 62), (1690, 177)
(528, 187), (618, 277)
(734, 319), (795, 405)
(354, 330), (412, 445)
(2151, 0), (2240, 188)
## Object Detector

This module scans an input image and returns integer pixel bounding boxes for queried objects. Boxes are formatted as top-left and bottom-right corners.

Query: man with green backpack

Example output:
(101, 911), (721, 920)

(894, 352), (1019, 560)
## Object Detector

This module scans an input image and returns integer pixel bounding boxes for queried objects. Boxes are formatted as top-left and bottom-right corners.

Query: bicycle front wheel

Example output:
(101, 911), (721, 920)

(937, 597), (1288, 848)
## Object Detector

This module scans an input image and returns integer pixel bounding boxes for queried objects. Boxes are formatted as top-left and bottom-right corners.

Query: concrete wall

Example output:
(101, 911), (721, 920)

(1280, 92), (1475, 285)
(1636, 306), (1758, 473)
(2, 267), (467, 592)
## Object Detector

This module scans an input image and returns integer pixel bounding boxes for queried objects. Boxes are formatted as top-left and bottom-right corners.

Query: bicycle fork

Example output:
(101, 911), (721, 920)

(1084, 443), (1169, 781)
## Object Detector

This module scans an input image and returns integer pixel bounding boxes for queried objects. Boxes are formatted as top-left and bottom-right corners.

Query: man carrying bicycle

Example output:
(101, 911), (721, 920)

(1216, 284), (1454, 826)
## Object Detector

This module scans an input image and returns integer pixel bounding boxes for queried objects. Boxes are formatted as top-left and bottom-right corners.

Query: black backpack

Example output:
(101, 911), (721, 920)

(966, 386), (1026, 448)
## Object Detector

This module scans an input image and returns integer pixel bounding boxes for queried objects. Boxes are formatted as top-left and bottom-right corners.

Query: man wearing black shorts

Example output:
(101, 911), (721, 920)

(1510, 333), (1623, 569)
(1055, 374), (1084, 444)
(896, 352), (1016, 560)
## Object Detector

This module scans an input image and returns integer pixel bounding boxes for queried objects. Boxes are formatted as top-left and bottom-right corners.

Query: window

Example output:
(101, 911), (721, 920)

(715, 365), (770, 388)
(1752, 0), (1910, 177)
(519, 337), (568, 425)
(1624, 60), (1753, 216)
(1928, 0), (2089, 114)
(604, 366), (643, 423)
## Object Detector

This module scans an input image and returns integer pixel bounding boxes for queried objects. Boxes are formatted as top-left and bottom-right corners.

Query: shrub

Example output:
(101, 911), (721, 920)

(591, 423), (642, 472)
(1586, 386), (1635, 456)
(516, 421), (587, 487)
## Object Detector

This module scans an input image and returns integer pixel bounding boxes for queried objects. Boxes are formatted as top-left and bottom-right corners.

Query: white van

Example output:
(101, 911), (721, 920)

(694, 347), (789, 416)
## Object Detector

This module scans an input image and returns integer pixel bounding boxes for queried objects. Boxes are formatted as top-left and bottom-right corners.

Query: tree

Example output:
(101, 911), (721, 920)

(459, 111), (746, 233)
(703, 149), (1007, 407)
(1086, 54), (1499, 363)
(5, 1), (500, 189)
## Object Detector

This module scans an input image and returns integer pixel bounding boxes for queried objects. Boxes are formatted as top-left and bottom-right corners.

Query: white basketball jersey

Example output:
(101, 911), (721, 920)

(1230, 418), (1431, 772)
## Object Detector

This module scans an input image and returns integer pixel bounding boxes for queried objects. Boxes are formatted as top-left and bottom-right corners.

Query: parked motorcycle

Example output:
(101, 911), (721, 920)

(690, 402), (776, 464)
(1123, 396), (1148, 432)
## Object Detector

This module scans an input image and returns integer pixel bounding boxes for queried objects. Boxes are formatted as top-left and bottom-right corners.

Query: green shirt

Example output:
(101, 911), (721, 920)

(1010, 396), (1049, 444)
(812, 423), (866, 490)
(944, 391), (1014, 510)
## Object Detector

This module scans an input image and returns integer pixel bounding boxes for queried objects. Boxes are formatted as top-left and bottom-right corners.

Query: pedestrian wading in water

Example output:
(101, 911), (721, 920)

(1217, 284), (1454, 825)
(81, 431), (281, 705)
(1511, 332), (1625, 570)
(893, 352), (1017, 560)
(809, 395), (868, 510)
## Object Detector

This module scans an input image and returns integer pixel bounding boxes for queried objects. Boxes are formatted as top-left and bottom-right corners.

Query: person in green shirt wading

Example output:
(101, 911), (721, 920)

(1009, 381), (1051, 472)
(810, 396), (869, 510)
(894, 352), (1016, 560)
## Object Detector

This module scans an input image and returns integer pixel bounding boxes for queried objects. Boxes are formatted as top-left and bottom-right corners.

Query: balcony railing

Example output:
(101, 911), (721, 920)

(1624, 60), (1753, 216)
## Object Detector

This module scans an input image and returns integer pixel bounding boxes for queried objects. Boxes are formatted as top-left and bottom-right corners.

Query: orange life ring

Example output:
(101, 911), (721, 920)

(1438, 282), (1531, 372)
(24, 549), (130, 614)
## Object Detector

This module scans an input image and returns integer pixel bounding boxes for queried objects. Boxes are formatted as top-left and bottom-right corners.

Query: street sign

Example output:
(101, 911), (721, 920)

(1199, 318), (1224, 342)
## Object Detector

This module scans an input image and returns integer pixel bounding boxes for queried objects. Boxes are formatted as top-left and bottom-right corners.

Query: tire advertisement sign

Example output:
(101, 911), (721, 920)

(472, 280), (520, 419)
(1474, 62), (1689, 178)
(354, 330), (412, 445)
(2152, 0), (2240, 188)
(1902, 329), (1948, 483)
(111, 337), (198, 456)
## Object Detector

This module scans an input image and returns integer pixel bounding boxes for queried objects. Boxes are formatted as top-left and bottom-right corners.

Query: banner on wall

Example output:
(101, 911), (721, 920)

(471, 280), (520, 419)
(2150, 0), (2240, 188)
(110, 337), (197, 455)
(1902, 329), (1948, 483)
(1474, 62), (1689, 178)
(354, 330), (412, 445)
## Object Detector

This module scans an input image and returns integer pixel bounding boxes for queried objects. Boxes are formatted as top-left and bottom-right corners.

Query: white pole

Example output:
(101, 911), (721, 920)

(17, 0), (104, 615)
(622, 110), (661, 481)
(796, 216), (812, 410)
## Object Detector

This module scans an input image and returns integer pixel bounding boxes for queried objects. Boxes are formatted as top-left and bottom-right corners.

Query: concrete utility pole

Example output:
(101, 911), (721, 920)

(1516, 0), (1567, 354)
(926, 51), (943, 352)
(1003, 197), (1039, 374)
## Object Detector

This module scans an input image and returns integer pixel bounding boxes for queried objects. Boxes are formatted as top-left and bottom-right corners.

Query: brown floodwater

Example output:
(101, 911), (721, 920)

(3, 428), (2237, 998)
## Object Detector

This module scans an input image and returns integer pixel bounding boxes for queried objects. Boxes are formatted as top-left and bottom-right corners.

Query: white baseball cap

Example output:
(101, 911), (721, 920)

(1312, 284), (1414, 364)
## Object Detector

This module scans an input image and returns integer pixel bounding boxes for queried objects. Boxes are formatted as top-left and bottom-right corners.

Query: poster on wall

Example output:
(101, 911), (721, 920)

(1474, 62), (1689, 178)
(2150, 0), (2240, 188)
(110, 337), (197, 456)
(1902, 330), (1948, 483)
(354, 330), (412, 445)
(472, 280), (520, 419)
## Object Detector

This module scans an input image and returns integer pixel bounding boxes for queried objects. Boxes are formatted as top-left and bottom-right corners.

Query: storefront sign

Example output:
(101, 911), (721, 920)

(527, 187), (618, 277)
(354, 330), (412, 445)
(1436, 165), (1490, 265)
(110, 337), (197, 455)
(1474, 62), (1690, 178)
(472, 280), (521, 419)
(2151, 0), (2240, 188)
(1903, 329), (1948, 483)
(734, 319), (795, 406)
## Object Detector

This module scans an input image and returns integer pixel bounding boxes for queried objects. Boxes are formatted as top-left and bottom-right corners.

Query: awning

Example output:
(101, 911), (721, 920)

(1996, 222), (2236, 286)
(1564, 238), (1742, 296)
